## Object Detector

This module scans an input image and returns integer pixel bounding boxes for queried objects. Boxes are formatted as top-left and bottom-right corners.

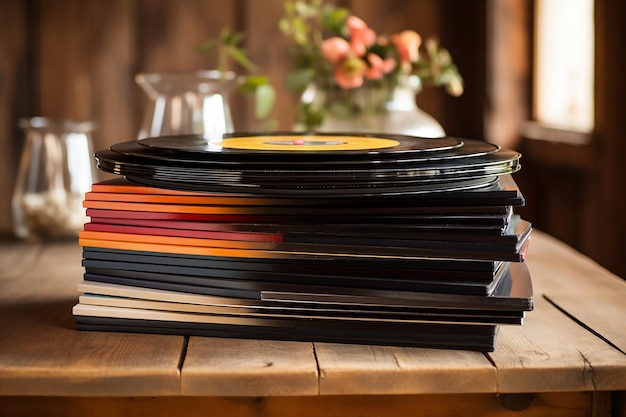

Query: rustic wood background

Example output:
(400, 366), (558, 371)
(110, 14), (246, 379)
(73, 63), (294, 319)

(1, 0), (625, 278)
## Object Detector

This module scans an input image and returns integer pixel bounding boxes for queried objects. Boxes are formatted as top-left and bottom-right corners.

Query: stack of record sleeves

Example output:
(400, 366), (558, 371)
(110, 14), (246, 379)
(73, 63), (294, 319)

(73, 132), (534, 351)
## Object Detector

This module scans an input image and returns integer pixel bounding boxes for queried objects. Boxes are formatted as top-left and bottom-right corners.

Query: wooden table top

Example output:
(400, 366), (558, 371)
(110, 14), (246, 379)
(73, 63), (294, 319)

(1, 230), (625, 397)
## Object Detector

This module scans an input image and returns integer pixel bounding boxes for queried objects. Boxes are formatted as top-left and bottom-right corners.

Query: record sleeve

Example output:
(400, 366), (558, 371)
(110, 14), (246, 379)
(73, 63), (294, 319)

(74, 313), (498, 351)
(82, 246), (502, 280)
(81, 260), (532, 311)
(77, 292), (522, 325)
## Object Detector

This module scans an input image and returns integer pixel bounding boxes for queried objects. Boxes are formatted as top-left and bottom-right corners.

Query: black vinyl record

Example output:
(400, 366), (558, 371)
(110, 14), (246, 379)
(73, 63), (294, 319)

(95, 133), (522, 194)
(137, 132), (464, 159)
(111, 136), (500, 166)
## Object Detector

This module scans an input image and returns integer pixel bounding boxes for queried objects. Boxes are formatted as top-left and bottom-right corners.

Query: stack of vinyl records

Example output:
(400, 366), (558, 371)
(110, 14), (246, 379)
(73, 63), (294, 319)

(73, 132), (534, 351)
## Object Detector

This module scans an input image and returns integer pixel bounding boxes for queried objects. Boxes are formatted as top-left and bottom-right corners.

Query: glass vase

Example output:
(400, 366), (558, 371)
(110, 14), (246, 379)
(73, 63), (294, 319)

(135, 70), (240, 140)
(299, 75), (445, 138)
(12, 117), (97, 240)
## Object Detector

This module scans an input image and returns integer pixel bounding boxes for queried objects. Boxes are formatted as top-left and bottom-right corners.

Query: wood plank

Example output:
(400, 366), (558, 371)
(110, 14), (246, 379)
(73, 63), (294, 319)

(527, 231), (626, 353)
(0, 392), (594, 417)
(484, 0), (530, 149)
(489, 296), (626, 393)
(244, 0), (297, 131)
(587, 0), (626, 278)
(81, 0), (136, 153)
(0, 240), (42, 283)
(315, 343), (496, 395)
(181, 337), (318, 396)
(0, 242), (185, 396)
(0, 1), (28, 234)
(135, 0), (233, 72)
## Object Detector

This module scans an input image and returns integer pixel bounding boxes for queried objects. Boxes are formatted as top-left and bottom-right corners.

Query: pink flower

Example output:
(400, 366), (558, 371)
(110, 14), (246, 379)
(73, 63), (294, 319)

(321, 37), (351, 64)
(392, 30), (422, 69)
(364, 53), (397, 80)
(334, 56), (366, 89)
(346, 16), (376, 57)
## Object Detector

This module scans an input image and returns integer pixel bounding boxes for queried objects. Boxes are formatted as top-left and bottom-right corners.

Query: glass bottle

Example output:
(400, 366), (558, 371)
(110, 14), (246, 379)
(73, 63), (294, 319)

(12, 117), (97, 240)
(135, 70), (240, 139)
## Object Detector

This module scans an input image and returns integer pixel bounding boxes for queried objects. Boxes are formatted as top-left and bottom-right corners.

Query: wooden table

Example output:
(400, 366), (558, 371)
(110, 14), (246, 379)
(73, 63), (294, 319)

(0, 230), (625, 417)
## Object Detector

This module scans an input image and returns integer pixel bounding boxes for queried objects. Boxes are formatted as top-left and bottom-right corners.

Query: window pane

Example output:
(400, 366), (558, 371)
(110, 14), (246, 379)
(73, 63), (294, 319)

(534, 0), (594, 132)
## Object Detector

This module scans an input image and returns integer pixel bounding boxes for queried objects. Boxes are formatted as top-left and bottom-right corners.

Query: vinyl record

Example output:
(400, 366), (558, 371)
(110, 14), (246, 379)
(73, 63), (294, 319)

(137, 132), (464, 158)
(123, 175), (502, 196)
(110, 137), (500, 166)
(99, 144), (519, 178)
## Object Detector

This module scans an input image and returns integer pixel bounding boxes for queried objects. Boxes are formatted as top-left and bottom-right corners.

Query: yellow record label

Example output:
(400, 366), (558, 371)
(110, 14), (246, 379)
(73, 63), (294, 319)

(220, 135), (400, 151)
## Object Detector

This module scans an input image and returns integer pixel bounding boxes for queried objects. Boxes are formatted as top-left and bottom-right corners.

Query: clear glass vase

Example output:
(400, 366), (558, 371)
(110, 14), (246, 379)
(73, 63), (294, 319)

(135, 70), (240, 139)
(12, 117), (97, 240)
(299, 75), (445, 138)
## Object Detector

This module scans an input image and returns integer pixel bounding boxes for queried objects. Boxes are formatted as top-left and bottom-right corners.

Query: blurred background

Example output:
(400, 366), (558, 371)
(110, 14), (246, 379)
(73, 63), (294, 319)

(1, 0), (625, 277)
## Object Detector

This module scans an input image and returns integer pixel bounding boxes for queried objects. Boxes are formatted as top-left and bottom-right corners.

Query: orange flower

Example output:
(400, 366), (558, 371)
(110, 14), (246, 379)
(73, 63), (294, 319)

(364, 53), (396, 80)
(346, 16), (376, 57)
(334, 56), (366, 89)
(321, 37), (351, 64)
(392, 30), (422, 70)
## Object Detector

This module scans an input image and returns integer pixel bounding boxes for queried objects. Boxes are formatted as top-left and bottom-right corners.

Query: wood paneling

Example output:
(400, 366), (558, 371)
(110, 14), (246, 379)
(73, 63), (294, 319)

(0, 1), (29, 233)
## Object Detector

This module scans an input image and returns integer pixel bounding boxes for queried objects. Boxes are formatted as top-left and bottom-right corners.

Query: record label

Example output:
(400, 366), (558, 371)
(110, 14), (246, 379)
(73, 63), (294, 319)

(220, 135), (400, 151)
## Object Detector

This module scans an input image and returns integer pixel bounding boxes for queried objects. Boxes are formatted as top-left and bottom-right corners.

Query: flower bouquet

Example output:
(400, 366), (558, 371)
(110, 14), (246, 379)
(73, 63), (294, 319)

(279, 0), (463, 132)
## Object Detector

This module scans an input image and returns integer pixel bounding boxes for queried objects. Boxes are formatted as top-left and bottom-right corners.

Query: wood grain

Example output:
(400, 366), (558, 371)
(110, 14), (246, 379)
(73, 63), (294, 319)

(182, 337), (319, 396)
(0, 1), (28, 233)
(315, 343), (495, 395)
(489, 293), (626, 393)
(244, 0), (299, 130)
(0, 392), (594, 417)
(526, 231), (626, 354)
(0, 239), (185, 396)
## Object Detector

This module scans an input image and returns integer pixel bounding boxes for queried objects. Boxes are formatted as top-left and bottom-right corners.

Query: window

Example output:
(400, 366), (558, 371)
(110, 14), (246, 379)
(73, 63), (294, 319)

(533, 0), (594, 133)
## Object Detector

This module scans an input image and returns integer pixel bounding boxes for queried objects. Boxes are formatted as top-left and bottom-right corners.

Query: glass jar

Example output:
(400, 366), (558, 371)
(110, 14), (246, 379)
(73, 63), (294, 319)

(135, 70), (240, 139)
(12, 117), (97, 240)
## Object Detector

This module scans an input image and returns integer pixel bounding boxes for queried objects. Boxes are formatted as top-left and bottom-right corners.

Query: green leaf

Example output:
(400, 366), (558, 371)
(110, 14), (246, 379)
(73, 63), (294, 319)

(278, 18), (291, 35)
(294, 0), (314, 17)
(219, 28), (243, 45)
(255, 84), (276, 119)
(228, 31), (245, 46)
(198, 38), (219, 52)
(322, 6), (349, 32)
(226, 46), (257, 71)
(291, 17), (309, 45)
(239, 75), (270, 94)
(296, 102), (325, 131)
(285, 68), (316, 91)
